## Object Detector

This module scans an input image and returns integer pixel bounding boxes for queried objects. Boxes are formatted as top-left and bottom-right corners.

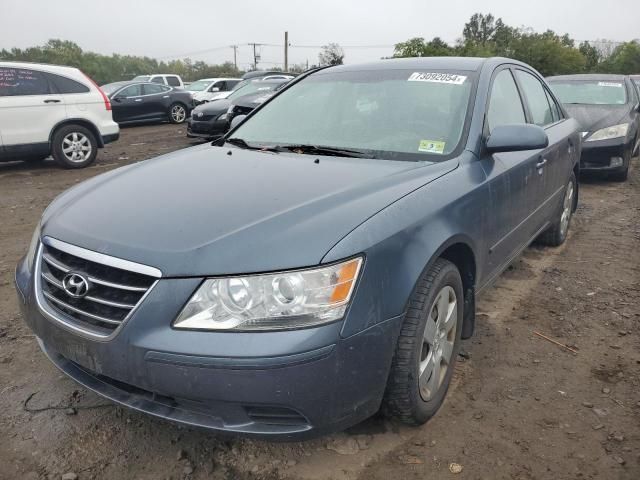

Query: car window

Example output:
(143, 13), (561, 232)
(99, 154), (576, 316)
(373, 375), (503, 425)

(151, 76), (164, 84)
(46, 72), (90, 94)
(118, 84), (143, 97)
(487, 69), (526, 132)
(166, 76), (181, 87)
(228, 80), (241, 90)
(515, 70), (554, 126)
(544, 89), (562, 123)
(212, 81), (226, 91)
(143, 83), (167, 95)
(0, 67), (51, 96)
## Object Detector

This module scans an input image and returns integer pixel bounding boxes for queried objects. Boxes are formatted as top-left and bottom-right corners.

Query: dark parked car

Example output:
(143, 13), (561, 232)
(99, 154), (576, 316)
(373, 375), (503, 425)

(547, 74), (640, 181)
(16, 57), (580, 440)
(101, 81), (193, 125)
(187, 78), (287, 139)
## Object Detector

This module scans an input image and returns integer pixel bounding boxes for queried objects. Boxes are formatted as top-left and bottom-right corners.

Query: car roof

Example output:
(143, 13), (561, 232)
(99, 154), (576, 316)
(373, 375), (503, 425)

(0, 60), (80, 75)
(324, 57), (490, 73)
(547, 73), (628, 82)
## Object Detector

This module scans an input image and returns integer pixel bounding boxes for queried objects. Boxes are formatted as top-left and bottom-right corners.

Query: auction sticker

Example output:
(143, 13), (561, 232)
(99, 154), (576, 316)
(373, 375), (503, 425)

(598, 82), (623, 87)
(419, 140), (446, 154)
(409, 72), (467, 84)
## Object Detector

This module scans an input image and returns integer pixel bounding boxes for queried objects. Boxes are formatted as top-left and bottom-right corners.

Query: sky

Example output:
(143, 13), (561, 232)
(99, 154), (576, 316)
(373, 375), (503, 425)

(1, 0), (639, 70)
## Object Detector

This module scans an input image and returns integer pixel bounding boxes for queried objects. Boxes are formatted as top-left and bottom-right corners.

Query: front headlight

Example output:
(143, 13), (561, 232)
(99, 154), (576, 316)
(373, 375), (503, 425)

(586, 123), (629, 142)
(173, 257), (363, 331)
(25, 222), (42, 272)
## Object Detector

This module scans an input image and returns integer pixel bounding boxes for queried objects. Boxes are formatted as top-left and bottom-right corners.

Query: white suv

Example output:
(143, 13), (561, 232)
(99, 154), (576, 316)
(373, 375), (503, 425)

(0, 62), (120, 168)
(132, 74), (184, 88)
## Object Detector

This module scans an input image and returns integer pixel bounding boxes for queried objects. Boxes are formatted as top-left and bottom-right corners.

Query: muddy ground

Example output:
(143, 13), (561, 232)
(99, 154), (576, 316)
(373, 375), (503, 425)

(0, 124), (638, 480)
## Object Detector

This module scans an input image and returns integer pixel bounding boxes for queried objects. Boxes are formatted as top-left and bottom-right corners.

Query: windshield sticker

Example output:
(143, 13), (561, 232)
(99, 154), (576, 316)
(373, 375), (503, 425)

(418, 140), (446, 154)
(598, 82), (623, 87)
(409, 72), (467, 85)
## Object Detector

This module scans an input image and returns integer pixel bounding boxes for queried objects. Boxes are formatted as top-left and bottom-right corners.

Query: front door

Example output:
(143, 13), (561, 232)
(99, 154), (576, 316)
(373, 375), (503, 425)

(111, 84), (143, 123)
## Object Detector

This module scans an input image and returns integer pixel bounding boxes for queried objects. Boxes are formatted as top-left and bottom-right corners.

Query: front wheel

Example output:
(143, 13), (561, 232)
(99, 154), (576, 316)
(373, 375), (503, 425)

(383, 258), (463, 425)
(169, 103), (187, 124)
(51, 125), (97, 169)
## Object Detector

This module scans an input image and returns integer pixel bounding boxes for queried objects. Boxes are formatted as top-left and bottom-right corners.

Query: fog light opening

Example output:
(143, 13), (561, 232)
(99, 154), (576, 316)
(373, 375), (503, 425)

(610, 157), (623, 168)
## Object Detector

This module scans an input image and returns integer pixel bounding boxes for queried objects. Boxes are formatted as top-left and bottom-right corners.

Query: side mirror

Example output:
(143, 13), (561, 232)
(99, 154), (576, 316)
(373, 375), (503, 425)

(230, 115), (247, 129)
(209, 87), (220, 92)
(113, 96), (123, 103)
(486, 124), (549, 153)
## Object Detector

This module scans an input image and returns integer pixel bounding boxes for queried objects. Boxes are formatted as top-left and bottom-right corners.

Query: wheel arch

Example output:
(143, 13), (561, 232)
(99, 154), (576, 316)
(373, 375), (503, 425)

(49, 119), (104, 148)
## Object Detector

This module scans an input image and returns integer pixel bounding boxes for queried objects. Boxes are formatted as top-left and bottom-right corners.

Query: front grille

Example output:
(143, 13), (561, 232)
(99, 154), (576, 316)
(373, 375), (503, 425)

(38, 243), (156, 336)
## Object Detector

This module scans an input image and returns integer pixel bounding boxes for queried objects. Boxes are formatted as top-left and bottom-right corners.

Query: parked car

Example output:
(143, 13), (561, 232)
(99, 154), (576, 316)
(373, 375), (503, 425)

(188, 78), (242, 105)
(547, 74), (640, 181)
(101, 81), (193, 125)
(16, 57), (580, 439)
(241, 70), (296, 80)
(187, 78), (288, 139)
(0, 61), (119, 168)
(132, 74), (184, 89)
(632, 75), (640, 97)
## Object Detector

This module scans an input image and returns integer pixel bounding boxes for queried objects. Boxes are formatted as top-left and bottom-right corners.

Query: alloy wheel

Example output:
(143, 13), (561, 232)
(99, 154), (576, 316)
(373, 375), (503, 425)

(560, 180), (574, 238)
(171, 105), (186, 123)
(419, 285), (457, 401)
(62, 132), (92, 163)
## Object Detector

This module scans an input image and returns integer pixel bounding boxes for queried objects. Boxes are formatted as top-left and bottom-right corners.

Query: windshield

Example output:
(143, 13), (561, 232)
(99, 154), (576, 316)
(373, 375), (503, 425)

(231, 69), (474, 161)
(132, 75), (150, 82)
(187, 80), (212, 91)
(549, 80), (627, 105)
(228, 81), (279, 101)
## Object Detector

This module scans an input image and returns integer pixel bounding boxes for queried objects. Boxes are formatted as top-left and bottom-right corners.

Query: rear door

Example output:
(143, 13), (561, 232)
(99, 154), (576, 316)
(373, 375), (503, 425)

(481, 67), (547, 277)
(0, 66), (66, 150)
(142, 83), (171, 119)
(110, 84), (143, 123)
(514, 69), (575, 220)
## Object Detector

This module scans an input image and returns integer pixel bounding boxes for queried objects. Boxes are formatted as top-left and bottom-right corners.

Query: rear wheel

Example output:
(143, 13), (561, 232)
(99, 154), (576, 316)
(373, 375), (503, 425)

(383, 258), (463, 424)
(538, 172), (576, 246)
(169, 103), (187, 124)
(51, 125), (97, 169)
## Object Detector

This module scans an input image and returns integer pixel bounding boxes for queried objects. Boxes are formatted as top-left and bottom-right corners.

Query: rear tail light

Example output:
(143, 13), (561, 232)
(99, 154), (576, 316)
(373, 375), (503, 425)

(82, 71), (111, 111)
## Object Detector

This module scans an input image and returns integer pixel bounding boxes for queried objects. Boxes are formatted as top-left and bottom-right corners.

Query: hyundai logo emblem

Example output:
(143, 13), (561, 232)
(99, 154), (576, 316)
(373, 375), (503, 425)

(62, 272), (90, 298)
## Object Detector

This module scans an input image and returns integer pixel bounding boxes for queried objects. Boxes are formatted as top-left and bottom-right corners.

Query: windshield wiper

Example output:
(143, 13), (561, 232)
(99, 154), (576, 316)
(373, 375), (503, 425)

(225, 138), (281, 153)
(274, 144), (373, 158)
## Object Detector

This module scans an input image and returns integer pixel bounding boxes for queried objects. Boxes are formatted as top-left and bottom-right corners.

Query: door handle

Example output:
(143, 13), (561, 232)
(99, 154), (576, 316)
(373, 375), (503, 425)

(536, 158), (548, 169)
(44, 99), (61, 103)
(134, 98), (143, 102)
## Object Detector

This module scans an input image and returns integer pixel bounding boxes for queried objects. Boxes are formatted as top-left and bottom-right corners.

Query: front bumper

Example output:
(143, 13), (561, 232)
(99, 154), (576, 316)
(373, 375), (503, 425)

(15, 256), (402, 439)
(579, 137), (630, 172)
(186, 116), (228, 139)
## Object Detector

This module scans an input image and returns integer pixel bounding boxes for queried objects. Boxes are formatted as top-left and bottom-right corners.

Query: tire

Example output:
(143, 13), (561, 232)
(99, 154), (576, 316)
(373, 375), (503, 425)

(51, 125), (97, 169)
(538, 172), (576, 247)
(383, 258), (464, 425)
(169, 103), (187, 124)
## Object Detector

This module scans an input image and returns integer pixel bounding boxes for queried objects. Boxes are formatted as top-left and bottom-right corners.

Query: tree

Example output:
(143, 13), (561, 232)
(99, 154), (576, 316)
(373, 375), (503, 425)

(579, 42), (601, 71)
(318, 43), (344, 66)
(605, 41), (640, 74)
(463, 13), (498, 47)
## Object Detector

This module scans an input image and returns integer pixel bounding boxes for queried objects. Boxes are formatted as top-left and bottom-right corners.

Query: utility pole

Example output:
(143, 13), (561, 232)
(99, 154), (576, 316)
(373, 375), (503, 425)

(284, 31), (289, 72)
(248, 43), (262, 71)
(230, 45), (238, 70)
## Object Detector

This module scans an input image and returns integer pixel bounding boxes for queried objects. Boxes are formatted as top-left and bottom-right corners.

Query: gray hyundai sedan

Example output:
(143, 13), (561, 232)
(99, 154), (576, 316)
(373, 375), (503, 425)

(15, 57), (580, 439)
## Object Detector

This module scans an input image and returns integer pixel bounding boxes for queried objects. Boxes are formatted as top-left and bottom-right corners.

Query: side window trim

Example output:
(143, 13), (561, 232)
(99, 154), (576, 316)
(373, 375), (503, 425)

(483, 64), (527, 136)
(513, 67), (561, 128)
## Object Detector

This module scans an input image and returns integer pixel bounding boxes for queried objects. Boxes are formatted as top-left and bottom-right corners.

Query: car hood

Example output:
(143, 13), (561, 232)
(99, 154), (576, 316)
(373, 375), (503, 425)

(42, 145), (457, 277)
(563, 104), (630, 133)
(193, 98), (231, 115)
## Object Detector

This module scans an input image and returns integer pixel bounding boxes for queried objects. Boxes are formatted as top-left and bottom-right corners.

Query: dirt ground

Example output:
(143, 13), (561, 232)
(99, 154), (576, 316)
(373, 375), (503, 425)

(0, 124), (638, 480)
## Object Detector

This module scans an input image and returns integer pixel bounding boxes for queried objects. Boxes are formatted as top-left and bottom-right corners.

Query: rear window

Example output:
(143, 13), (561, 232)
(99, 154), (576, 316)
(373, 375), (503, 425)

(46, 72), (90, 94)
(0, 67), (51, 96)
(549, 80), (627, 105)
(166, 76), (181, 87)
